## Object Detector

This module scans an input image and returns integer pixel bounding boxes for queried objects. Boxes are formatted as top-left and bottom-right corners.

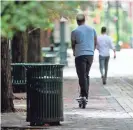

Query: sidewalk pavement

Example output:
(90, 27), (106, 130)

(1, 49), (133, 129)
(64, 49), (133, 78)
(1, 77), (133, 130)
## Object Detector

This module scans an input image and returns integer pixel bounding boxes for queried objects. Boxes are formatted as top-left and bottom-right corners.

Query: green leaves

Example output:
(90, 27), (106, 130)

(2, 1), (94, 38)
(1, 1), (80, 38)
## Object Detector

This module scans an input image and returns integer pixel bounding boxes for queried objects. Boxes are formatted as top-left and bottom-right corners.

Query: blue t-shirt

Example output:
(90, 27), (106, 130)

(71, 24), (97, 57)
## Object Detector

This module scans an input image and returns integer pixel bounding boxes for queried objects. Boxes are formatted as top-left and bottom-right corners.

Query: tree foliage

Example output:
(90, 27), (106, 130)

(1, 1), (97, 39)
(1, 1), (87, 39)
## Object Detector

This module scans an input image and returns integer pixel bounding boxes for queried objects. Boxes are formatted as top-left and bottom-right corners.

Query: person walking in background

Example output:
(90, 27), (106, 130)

(97, 27), (116, 85)
(71, 13), (97, 101)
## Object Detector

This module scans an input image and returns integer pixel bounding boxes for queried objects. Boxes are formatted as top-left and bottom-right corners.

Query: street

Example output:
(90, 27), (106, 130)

(1, 49), (133, 130)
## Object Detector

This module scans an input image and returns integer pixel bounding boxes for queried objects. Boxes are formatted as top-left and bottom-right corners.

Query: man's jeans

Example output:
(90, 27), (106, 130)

(99, 55), (110, 79)
(75, 55), (93, 99)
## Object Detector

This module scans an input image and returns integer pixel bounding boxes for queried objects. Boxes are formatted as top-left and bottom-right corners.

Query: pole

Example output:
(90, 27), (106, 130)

(130, 2), (133, 48)
(106, 1), (110, 33)
(60, 21), (68, 65)
(116, 1), (120, 51)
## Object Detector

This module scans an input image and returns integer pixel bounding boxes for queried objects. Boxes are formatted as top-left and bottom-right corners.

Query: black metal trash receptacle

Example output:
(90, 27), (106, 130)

(11, 63), (27, 93)
(44, 55), (56, 63)
(26, 64), (64, 126)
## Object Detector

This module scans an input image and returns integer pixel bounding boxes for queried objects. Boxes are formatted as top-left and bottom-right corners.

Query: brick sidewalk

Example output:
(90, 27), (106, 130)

(1, 77), (133, 130)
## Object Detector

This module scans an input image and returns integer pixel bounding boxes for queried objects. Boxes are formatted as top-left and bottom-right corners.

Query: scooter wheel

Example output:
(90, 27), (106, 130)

(82, 103), (86, 109)
(79, 103), (82, 108)
(81, 100), (86, 109)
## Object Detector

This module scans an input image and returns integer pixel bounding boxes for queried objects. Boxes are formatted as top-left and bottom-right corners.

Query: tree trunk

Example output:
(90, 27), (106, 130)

(23, 31), (28, 62)
(27, 28), (41, 62)
(12, 32), (28, 63)
(40, 29), (51, 47)
(1, 37), (15, 113)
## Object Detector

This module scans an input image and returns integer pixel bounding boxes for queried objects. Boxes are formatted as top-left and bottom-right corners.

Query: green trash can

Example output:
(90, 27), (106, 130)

(44, 52), (58, 64)
(26, 64), (64, 126)
(11, 63), (27, 92)
(44, 55), (56, 63)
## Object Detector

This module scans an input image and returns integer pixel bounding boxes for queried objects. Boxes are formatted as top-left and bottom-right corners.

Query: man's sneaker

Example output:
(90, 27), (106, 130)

(76, 96), (83, 101)
(102, 78), (106, 85)
(76, 96), (88, 102)
(103, 80), (106, 85)
(101, 76), (107, 85)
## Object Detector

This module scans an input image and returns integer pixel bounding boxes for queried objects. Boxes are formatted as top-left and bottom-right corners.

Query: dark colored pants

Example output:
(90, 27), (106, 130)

(75, 55), (93, 99)
(99, 55), (110, 79)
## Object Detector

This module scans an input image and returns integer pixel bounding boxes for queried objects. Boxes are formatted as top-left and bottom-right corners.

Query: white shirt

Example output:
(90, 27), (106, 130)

(97, 34), (115, 56)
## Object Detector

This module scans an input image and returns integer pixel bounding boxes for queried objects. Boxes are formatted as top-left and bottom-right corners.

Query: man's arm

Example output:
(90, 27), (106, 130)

(109, 37), (116, 59)
(94, 29), (97, 50)
(113, 48), (116, 59)
(94, 35), (97, 50)
(71, 40), (75, 51)
(71, 31), (76, 56)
